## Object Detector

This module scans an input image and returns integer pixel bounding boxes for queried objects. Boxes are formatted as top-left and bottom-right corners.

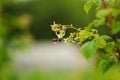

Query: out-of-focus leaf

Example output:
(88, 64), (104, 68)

(84, 0), (93, 14)
(95, 35), (111, 48)
(95, 0), (102, 6)
(96, 9), (111, 18)
(94, 18), (105, 26)
(96, 54), (116, 73)
(105, 42), (115, 54)
(111, 8), (118, 16)
(114, 1), (120, 8)
(116, 39), (120, 49)
(100, 58), (114, 73)
(100, 35), (111, 40)
(96, 38), (106, 48)
(111, 22), (120, 34)
(81, 40), (98, 60)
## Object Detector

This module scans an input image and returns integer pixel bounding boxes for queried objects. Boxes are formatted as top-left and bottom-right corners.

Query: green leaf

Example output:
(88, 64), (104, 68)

(116, 39), (120, 49)
(96, 54), (116, 73)
(100, 55), (116, 73)
(96, 38), (106, 48)
(100, 59), (114, 73)
(105, 42), (115, 54)
(95, 0), (102, 6)
(95, 35), (111, 48)
(84, 0), (93, 14)
(96, 9), (111, 18)
(94, 18), (105, 26)
(81, 40), (98, 60)
(100, 35), (111, 40)
(111, 22), (120, 34)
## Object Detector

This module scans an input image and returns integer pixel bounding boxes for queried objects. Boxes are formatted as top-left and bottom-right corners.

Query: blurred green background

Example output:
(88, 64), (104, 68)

(1, 0), (97, 40)
(0, 0), (120, 80)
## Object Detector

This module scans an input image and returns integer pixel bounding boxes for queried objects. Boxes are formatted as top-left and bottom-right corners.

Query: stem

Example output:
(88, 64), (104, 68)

(102, 0), (107, 8)
(102, 0), (120, 59)
(66, 25), (80, 31)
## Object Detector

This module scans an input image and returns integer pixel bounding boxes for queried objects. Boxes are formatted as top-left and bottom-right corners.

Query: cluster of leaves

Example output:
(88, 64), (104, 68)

(51, 0), (120, 73)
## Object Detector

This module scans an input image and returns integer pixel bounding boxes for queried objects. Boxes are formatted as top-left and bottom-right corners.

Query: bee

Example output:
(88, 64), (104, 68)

(53, 37), (63, 43)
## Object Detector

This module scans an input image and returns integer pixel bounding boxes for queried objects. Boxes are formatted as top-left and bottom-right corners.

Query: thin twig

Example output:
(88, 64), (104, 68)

(65, 25), (81, 31)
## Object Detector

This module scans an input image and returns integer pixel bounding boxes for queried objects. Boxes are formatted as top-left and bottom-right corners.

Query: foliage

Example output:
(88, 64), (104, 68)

(0, 0), (33, 80)
(51, 0), (120, 73)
